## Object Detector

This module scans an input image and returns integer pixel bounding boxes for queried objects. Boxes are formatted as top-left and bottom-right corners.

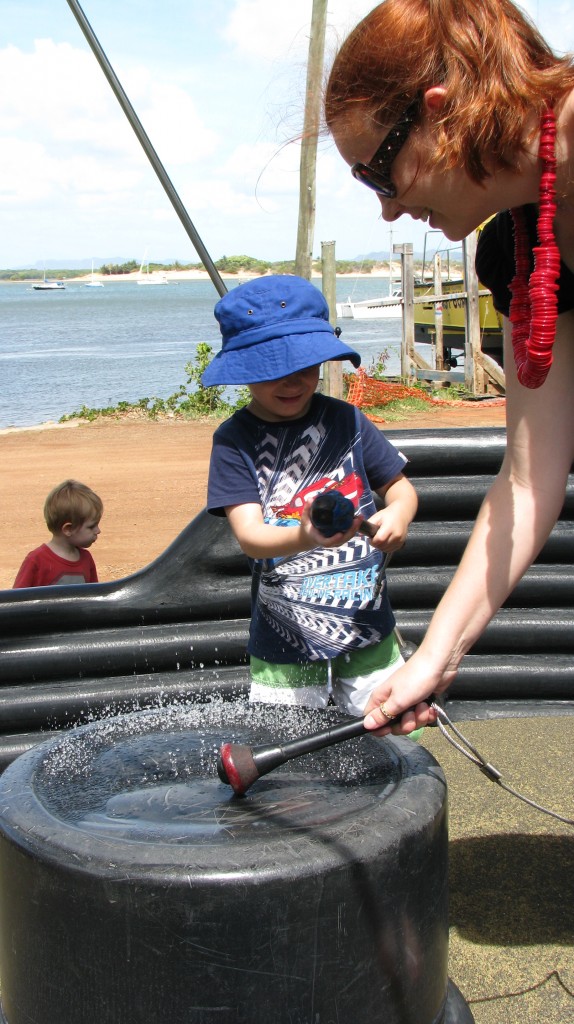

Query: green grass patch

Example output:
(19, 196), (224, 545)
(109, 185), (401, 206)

(362, 397), (437, 420)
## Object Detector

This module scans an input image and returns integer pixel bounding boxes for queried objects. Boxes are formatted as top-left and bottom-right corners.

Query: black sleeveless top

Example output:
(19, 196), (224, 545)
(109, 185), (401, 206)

(475, 204), (574, 316)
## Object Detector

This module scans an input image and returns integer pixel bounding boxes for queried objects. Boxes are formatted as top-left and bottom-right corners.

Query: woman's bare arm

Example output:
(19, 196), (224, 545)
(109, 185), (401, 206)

(363, 312), (574, 732)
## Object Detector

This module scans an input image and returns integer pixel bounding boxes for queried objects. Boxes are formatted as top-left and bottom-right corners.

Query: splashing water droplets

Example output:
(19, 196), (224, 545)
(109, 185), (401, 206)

(31, 702), (401, 845)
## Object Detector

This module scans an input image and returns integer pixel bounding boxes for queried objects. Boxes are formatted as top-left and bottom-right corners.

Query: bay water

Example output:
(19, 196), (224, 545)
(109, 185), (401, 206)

(0, 276), (423, 430)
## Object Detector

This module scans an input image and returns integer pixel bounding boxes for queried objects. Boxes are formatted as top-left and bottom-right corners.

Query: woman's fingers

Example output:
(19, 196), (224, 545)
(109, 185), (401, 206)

(363, 698), (436, 733)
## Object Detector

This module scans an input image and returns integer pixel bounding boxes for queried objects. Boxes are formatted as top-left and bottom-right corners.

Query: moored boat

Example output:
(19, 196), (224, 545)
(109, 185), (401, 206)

(84, 261), (104, 287)
(337, 229), (401, 319)
(33, 278), (65, 291)
(137, 251), (169, 285)
(337, 288), (402, 319)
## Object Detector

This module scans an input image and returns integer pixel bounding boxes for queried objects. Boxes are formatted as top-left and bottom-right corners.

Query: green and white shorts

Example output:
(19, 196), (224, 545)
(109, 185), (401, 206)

(250, 633), (403, 718)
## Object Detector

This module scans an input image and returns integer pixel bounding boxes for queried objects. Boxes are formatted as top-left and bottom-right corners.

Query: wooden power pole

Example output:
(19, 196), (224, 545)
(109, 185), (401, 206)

(295, 0), (328, 280)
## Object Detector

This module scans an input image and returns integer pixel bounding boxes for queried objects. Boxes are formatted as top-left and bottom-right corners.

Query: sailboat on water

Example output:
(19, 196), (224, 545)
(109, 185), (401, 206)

(137, 251), (169, 285)
(33, 264), (66, 291)
(84, 261), (104, 288)
(33, 275), (65, 291)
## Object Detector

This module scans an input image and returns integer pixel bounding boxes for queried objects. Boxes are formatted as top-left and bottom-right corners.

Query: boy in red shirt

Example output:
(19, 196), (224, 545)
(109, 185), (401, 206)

(13, 479), (102, 588)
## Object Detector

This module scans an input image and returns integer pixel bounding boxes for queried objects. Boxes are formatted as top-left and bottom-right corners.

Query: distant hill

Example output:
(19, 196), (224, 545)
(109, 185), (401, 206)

(7, 249), (463, 272)
(353, 245), (462, 263)
(352, 251), (418, 262)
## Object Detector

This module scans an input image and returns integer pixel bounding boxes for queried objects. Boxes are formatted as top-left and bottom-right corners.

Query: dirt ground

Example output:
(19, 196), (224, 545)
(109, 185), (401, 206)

(0, 400), (506, 590)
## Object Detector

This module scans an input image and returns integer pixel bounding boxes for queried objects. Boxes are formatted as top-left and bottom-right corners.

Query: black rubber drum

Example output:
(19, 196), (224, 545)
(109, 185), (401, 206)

(0, 704), (473, 1024)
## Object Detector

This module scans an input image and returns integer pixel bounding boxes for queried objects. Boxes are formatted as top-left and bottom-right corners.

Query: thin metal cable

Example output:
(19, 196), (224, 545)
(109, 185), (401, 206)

(431, 702), (574, 827)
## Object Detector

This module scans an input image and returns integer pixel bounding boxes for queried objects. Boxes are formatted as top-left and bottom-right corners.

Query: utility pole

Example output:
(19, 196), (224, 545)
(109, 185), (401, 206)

(295, 0), (328, 280)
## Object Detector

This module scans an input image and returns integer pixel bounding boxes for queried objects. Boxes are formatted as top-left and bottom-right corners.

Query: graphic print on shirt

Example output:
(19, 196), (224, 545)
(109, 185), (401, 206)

(252, 413), (385, 660)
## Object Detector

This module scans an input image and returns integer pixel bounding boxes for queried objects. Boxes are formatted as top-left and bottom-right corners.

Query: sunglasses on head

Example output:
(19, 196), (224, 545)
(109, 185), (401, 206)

(351, 98), (420, 199)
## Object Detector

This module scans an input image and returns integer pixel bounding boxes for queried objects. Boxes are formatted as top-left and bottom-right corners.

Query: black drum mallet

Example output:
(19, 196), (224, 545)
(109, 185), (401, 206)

(217, 717), (367, 796)
(216, 697), (435, 796)
(310, 489), (392, 597)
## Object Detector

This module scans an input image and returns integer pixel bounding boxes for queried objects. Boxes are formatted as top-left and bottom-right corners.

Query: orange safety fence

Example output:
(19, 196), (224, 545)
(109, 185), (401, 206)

(346, 370), (434, 410)
(345, 369), (505, 423)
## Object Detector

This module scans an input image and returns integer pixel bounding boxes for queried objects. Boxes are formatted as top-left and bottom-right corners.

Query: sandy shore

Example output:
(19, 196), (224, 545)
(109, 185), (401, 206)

(65, 267), (396, 283)
(0, 403), (506, 591)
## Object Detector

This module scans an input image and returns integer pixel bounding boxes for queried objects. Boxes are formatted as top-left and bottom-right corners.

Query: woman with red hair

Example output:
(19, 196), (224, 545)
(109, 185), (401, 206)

(325, 0), (574, 733)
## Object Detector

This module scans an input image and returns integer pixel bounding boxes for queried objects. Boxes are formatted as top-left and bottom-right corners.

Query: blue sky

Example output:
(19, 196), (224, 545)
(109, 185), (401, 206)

(1, 0), (573, 268)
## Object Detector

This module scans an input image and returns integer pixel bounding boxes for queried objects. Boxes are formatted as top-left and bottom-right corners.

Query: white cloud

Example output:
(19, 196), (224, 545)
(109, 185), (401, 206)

(220, 140), (301, 198)
(224, 1), (380, 63)
(0, 35), (227, 262)
(224, 1), (316, 62)
(0, 41), (122, 144)
(4, 0), (574, 268)
(0, 134), (143, 208)
(116, 66), (219, 166)
(0, 38), (220, 172)
(0, 138), (57, 204)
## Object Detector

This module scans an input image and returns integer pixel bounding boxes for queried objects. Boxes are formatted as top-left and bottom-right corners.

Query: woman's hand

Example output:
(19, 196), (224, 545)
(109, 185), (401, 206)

(362, 647), (454, 734)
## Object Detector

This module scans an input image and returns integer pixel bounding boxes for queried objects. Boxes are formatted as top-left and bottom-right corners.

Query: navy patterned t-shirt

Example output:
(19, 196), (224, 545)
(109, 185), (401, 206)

(207, 393), (407, 664)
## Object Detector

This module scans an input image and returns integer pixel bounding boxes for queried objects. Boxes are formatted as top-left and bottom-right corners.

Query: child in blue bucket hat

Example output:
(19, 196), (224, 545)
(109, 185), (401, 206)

(205, 275), (418, 715)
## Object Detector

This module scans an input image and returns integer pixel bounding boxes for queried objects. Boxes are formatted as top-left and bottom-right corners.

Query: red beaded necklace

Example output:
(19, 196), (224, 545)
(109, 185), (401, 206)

(509, 106), (561, 388)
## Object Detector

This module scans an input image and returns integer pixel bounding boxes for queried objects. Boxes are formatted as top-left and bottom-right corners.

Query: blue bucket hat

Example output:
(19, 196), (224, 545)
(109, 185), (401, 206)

(201, 275), (361, 385)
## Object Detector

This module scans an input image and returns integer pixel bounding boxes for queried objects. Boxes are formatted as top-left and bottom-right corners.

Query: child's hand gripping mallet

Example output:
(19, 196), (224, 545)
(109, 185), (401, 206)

(309, 489), (377, 539)
(310, 489), (418, 656)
